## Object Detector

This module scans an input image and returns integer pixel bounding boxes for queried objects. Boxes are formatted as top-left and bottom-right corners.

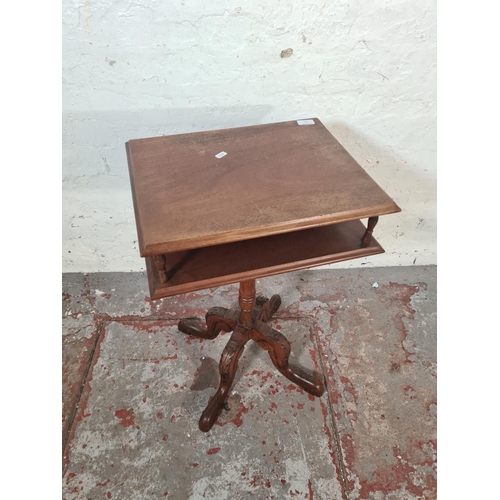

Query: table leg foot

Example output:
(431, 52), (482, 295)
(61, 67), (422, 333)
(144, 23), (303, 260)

(199, 326), (249, 432)
(251, 320), (325, 397)
(254, 294), (282, 322)
(178, 306), (238, 340)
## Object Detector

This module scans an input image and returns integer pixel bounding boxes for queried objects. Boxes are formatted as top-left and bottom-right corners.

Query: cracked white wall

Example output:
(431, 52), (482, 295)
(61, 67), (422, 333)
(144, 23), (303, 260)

(63, 0), (436, 272)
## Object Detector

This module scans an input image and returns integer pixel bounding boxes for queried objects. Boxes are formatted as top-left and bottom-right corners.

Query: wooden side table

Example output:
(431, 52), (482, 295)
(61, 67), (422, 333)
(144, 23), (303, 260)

(126, 118), (400, 432)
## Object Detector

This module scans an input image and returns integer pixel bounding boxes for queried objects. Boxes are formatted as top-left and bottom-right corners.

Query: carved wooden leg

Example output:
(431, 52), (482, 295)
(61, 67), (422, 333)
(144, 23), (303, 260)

(255, 295), (268, 309)
(362, 216), (379, 246)
(178, 307), (239, 340)
(250, 319), (325, 397)
(254, 295), (282, 322)
(199, 326), (249, 432)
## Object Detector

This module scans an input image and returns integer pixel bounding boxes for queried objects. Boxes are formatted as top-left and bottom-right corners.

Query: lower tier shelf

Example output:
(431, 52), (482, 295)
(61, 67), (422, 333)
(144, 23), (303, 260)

(145, 219), (383, 299)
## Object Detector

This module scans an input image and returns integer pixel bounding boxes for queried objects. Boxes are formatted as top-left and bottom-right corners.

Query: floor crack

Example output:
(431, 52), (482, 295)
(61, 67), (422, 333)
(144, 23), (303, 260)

(62, 319), (106, 476)
(311, 327), (350, 500)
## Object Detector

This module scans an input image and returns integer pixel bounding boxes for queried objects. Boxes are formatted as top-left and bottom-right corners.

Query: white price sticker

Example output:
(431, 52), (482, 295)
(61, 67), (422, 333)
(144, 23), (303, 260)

(297, 119), (315, 125)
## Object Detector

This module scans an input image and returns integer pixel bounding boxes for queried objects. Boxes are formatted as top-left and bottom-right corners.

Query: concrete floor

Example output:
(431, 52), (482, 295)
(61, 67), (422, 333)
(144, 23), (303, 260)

(62, 266), (436, 500)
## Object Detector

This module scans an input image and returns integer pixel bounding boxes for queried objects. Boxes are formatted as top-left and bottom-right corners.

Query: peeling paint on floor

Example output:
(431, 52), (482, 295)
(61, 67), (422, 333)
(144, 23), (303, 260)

(62, 266), (436, 499)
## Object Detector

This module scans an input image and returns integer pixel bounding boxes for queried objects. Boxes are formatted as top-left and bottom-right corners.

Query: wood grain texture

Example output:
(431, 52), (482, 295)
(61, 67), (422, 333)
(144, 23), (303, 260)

(126, 118), (401, 256)
(145, 220), (384, 299)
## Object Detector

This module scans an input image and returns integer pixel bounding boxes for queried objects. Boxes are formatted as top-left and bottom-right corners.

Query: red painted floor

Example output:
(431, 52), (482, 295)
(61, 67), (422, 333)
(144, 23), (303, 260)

(63, 266), (436, 499)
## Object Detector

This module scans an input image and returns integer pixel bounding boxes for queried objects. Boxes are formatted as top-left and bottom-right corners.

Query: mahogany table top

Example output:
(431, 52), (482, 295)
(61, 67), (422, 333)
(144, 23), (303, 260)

(126, 118), (400, 257)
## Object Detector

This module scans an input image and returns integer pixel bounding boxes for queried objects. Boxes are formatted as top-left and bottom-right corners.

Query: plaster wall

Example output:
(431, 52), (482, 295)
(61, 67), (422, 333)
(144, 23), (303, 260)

(62, 0), (436, 272)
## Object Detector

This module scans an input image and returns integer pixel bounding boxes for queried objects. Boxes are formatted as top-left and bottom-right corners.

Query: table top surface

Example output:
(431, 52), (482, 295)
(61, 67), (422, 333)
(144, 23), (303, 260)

(127, 118), (400, 256)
